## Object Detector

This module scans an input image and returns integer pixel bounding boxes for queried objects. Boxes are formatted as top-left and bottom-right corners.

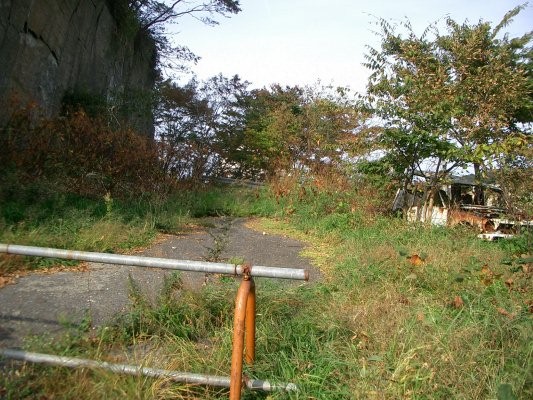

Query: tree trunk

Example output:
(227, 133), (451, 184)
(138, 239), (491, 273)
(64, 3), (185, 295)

(473, 162), (484, 205)
(425, 159), (442, 223)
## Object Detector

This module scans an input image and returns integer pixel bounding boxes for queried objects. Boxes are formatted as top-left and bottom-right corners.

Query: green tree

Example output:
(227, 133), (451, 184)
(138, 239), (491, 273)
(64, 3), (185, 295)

(365, 5), (532, 211)
(241, 84), (363, 178)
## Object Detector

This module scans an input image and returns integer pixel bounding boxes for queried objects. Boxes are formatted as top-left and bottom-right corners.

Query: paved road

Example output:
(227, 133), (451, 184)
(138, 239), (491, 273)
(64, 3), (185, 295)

(0, 218), (320, 348)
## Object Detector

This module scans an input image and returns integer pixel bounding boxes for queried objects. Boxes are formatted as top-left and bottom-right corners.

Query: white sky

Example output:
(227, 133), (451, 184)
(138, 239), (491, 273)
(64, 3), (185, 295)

(168, 0), (532, 93)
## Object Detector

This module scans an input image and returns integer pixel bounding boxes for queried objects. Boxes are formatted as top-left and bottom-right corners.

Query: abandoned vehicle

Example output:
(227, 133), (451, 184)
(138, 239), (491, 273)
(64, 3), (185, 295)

(392, 174), (532, 240)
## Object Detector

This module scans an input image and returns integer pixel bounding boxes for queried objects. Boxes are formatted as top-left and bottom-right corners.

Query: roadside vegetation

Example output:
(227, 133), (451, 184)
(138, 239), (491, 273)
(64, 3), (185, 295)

(1, 172), (531, 399)
(0, 180), (264, 283)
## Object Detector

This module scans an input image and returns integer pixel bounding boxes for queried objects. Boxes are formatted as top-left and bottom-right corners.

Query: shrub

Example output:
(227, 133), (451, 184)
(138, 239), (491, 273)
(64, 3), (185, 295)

(1, 104), (169, 199)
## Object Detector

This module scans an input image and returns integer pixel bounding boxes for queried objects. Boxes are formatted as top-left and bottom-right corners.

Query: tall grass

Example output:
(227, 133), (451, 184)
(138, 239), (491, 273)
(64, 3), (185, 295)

(1, 176), (531, 399)
(0, 181), (274, 275)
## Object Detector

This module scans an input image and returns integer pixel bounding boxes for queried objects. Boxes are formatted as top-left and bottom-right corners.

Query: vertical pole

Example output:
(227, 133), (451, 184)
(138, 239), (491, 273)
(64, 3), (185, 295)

(229, 277), (252, 400)
(245, 278), (256, 365)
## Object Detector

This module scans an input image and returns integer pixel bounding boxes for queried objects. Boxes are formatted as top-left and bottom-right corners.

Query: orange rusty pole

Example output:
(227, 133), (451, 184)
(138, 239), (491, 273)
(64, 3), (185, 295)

(245, 278), (256, 365)
(229, 266), (256, 400)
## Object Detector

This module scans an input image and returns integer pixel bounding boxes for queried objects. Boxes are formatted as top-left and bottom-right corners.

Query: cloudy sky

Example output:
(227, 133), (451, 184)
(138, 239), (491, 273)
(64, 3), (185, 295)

(168, 0), (532, 92)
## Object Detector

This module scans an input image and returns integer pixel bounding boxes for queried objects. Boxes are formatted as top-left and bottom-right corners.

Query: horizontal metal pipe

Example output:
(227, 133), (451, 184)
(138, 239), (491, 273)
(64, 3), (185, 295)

(0, 244), (308, 280)
(0, 349), (297, 392)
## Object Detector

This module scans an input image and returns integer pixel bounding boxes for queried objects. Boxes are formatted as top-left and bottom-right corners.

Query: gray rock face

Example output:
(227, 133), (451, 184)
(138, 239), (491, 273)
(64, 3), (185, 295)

(0, 0), (157, 136)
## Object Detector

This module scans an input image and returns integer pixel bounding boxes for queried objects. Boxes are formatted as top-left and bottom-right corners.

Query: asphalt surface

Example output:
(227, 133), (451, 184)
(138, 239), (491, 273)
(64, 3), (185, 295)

(0, 217), (320, 348)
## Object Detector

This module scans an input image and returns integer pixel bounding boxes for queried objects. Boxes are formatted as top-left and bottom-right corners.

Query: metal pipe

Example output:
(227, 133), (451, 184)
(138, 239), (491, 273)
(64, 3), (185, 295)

(0, 244), (308, 280)
(245, 280), (256, 365)
(230, 278), (252, 400)
(0, 349), (297, 391)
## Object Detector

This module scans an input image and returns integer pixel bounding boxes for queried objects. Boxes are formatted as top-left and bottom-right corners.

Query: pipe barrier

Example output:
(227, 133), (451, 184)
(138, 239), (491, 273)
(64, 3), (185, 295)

(0, 244), (307, 399)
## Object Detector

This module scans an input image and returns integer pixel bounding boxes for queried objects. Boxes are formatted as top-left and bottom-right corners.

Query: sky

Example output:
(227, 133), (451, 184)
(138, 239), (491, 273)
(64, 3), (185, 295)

(168, 0), (532, 93)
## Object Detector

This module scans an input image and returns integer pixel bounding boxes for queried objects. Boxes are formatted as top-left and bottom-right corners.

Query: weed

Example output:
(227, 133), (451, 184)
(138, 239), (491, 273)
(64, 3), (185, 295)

(2, 180), (531, 399)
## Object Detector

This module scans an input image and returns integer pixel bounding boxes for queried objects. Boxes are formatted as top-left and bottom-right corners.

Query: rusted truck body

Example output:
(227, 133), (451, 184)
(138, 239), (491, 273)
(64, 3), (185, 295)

(393, 175), (532, 240)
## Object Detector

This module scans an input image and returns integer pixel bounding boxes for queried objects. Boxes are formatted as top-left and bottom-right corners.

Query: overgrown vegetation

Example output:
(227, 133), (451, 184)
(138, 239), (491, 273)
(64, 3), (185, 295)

(1, 174), (531, 399)
(1, 103), (165, 199)
(0, 181), (266, 278)
(156, 78), (366, 180)
(364, 5), (532, 214)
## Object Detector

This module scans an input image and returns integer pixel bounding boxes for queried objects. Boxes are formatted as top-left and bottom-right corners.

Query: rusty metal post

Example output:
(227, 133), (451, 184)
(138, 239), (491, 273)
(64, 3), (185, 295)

(245, 279), (256, 365)
(229, 265), (256, 400)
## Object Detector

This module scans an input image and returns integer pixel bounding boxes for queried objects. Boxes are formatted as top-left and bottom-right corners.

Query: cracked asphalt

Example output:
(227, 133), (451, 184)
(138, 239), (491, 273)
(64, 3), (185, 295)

(0, 218), (320, 348)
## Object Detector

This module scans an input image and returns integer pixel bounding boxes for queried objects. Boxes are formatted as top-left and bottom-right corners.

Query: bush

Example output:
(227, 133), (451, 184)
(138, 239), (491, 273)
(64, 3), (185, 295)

(267, 166), (395, 234)
(1, 104), (169, 199)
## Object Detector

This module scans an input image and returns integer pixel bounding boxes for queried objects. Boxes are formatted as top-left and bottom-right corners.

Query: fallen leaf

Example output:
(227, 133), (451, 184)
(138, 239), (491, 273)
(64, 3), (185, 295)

(352, 331), (369, 349)
(452, 295), (464, 309)
(408, 254), (423, 266)
(496, 307), (515, 319)
(480, 264), (494, 286)
(0, 276), (15, 288)
(416, 312), (425, 322)
(480, 264), (491, 275)
(398, 295), (410, 305)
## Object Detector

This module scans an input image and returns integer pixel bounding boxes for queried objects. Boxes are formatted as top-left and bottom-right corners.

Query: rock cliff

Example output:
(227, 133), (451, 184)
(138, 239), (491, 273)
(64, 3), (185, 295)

(0, 0), (157, 136)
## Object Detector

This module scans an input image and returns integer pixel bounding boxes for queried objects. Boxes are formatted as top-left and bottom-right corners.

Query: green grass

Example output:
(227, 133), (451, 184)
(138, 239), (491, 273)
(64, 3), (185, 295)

(0, 183), (273, 275)
(1, 180), (531, 399)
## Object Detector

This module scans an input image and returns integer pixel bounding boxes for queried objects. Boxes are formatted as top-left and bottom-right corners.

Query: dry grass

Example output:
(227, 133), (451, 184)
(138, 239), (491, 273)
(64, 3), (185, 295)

(245, 217), (341, 278)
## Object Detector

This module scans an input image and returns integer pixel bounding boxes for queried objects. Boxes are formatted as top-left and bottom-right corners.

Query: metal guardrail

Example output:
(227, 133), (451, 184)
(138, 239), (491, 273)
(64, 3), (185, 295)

(0, 244), (308, 281)
(0, 243), (308, 399)
(0, 349), (297, 392)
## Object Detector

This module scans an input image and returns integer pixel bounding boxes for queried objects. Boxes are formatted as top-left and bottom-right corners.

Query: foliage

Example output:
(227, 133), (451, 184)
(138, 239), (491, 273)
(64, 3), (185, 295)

(61, 85), (158, 136)
(491, 142), (533, 217)
(130, 0), (241, 30)
(2, 3), (532, 398)
(0, 183), (269, 279)
(61, 89), (109, 118)
(364, 6), (532, 203)
(155, 75), (251, 180)
(241, 84), (366, 177)
(0, 103), (165, 199)
(156, 78), (366, 181)
(115, 0), (241, 74)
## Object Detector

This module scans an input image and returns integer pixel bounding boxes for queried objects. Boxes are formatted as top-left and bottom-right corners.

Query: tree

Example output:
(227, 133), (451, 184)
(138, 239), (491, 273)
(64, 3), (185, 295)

(130, 0), (241, 30)
(241, 84), (364, 178)
(155, 80), (365, 181)
(364, 5), (532, 213)
(108, 1), (241, 73)
(155, 74), (250, 180)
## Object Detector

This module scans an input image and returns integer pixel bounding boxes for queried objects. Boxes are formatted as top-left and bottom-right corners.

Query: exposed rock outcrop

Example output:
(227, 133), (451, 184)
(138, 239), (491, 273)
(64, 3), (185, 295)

(0, 0), (157, 136)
